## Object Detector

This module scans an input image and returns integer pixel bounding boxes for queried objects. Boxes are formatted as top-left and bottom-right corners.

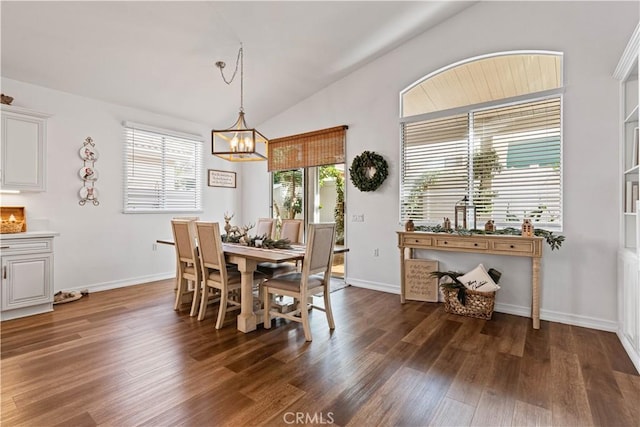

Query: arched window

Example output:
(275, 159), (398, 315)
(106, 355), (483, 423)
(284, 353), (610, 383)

(400, 51), (563, 230)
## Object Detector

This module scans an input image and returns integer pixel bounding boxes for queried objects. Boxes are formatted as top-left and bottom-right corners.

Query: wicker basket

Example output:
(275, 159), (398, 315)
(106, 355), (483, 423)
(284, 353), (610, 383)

(1, 220), (24, 234)
(441, 287), (496, 320)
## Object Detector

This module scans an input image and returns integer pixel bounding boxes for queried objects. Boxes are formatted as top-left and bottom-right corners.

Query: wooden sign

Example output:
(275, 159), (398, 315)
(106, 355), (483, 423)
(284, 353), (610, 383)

(404, 259), (439, 302)
(208, 169), (236, 188)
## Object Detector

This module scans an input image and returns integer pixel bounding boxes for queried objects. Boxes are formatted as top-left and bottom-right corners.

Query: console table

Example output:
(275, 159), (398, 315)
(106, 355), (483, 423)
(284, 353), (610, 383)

(397, 231), (543, 329)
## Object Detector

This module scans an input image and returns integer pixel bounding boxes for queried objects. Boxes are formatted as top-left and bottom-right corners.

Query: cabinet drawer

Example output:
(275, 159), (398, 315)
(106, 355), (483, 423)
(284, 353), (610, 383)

(492, 240), (535, 255)
(402, 235), (432, 247)
(434, 237), (489, 250)
(0, 238), (52, 254)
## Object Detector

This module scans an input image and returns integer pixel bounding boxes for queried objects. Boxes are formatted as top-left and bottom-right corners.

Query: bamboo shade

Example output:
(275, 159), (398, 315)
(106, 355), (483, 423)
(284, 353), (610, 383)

(267, 125), (348, 171)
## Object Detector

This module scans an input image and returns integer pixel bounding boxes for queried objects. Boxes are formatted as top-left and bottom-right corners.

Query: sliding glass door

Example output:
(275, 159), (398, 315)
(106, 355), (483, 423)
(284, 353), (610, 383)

(271, 164), (345, 279)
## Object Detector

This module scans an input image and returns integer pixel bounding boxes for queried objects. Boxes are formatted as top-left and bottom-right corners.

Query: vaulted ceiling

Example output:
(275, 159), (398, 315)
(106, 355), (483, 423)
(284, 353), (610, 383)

(1, 1), (475, 129)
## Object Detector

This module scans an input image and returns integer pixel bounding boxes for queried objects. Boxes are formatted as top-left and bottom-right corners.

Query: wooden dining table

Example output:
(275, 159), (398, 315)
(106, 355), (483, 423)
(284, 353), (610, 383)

(157, 239), (347, 333)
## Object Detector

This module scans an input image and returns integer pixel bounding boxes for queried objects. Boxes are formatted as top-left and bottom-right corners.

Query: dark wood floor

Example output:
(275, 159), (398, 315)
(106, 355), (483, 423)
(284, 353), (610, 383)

(1, 280), (638, 427)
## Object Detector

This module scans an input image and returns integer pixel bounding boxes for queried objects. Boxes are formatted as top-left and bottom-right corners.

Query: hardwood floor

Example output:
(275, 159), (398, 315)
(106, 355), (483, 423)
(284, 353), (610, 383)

(1, 280), (638, 426)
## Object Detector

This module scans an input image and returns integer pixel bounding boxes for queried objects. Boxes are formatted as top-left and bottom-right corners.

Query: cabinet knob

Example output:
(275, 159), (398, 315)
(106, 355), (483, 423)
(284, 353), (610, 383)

(474, 243), (478, 247)
(510, 245), (515, 249)
(414, 240), (419, 243)
(443, 241), (448, 245)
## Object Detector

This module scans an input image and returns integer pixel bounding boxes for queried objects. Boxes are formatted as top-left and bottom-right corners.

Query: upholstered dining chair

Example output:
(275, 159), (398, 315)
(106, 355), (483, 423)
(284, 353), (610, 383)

(257, 218), (304, 279)
(263, 223), (336, 341)
(279, 219), (304, 244)
(171, 216), (200, 288)
(195, 221), (265, 328)
(171, 219), (201, 317)
(255, 218), (276, 239)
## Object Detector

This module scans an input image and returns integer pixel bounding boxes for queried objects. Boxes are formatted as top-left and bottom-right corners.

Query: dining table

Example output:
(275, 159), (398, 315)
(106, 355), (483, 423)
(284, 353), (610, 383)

(157, 239), (348, 333)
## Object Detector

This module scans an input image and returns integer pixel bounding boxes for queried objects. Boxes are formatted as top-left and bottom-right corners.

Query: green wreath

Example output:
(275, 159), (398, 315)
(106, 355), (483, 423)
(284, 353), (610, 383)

(349, 151), (389, 192)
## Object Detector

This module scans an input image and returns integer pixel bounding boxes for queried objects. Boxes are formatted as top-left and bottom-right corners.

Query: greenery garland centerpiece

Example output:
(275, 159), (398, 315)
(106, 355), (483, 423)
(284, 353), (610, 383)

(222, 232), (292, 249)
(221, 217), (292, 249)
(349, 151), (389, 192)
(414, 225), (565, 251)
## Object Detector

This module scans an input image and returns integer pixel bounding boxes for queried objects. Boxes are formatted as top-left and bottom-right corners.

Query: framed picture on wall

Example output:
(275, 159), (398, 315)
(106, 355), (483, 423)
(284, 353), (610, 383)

(208, 169), (236, 188)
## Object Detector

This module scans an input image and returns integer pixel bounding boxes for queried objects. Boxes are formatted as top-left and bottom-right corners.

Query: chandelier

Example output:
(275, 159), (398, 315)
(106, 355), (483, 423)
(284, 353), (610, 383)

(212, 44), (268, 161)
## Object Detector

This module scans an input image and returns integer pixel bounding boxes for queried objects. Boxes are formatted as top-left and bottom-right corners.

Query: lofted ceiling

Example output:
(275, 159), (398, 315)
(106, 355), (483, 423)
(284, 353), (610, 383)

(1, 1), (475, 132)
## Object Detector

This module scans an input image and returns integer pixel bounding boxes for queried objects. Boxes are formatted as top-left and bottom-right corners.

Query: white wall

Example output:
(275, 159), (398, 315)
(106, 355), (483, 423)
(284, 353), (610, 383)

(244, 1), (639, 330)
(0, 78), (241, 293)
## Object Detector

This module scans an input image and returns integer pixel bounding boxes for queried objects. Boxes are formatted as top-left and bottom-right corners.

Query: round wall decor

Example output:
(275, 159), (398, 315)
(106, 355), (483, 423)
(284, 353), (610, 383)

(78, 136), (99, 206)
(349, 150), (388, 192)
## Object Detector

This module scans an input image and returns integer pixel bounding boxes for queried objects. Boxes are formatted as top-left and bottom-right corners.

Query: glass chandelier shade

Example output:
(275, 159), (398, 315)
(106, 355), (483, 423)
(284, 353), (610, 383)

(212, 45), (268, 162)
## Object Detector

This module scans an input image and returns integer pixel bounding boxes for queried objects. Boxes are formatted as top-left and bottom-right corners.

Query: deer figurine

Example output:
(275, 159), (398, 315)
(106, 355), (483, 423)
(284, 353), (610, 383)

(223, 212), (240, 236)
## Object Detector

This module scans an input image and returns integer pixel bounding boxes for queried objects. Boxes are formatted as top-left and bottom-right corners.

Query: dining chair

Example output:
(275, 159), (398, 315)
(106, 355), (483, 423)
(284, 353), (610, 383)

(255, 217), (276, 239)
(171, 216), (200, 290)
(171, 219), (201, 317)
(263, 223), (336, 341)
(195, 221), (265, 328)
(279, 218), (304, 244)
(257, 218), (304, 278)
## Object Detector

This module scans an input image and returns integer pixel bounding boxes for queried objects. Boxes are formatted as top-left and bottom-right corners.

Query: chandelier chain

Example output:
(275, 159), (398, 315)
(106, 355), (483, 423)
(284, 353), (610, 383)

(216, 45), (244, 112)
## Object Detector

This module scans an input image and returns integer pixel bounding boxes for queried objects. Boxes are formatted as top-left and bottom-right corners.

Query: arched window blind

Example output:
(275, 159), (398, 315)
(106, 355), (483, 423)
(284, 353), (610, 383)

(123, 122), (202, 213)
(268, 125), (347, 172)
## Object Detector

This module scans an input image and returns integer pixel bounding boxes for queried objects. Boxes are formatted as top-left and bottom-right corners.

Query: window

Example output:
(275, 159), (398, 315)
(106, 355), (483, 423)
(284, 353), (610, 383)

(400, 52), (563, 231)
(123, 122), (202, 213)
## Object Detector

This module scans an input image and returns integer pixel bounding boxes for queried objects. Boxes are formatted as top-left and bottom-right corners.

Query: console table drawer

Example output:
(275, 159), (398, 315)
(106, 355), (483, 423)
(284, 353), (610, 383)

(434, 237), (489, 250)
(402, 235), (432, 247)
(492, 240), (535, 254)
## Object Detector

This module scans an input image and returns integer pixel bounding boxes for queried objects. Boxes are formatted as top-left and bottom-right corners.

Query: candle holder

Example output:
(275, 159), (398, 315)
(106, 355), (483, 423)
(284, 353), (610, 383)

(454, 196), (476, 230)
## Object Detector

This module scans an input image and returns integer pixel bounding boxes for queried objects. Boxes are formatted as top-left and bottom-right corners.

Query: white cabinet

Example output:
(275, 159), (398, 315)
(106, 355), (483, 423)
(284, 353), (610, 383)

(0, 105), (51, 192)
(0, 233), (57, 321)
(620, 252), (639, 350)
(1, 253), (52, 310)
(616, 23), (640, 373)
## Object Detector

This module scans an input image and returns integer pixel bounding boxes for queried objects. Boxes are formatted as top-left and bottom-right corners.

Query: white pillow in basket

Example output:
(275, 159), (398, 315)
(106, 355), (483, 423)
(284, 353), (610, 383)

(458, 264), (500, 292)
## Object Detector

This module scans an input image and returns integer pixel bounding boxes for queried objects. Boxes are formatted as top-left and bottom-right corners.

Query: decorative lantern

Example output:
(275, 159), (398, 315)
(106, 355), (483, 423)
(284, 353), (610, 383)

(521, 219), (534, 237)
(485, 220), (495, 232)
(405, 220), (415, 232)
(454, 196), (476, 230)
(443, 217), (452, 231)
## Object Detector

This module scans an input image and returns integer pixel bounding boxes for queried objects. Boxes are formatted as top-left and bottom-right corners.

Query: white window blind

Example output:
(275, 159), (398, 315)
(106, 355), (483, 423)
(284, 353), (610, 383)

(123, 122), (202, 213)
(401, 97), (562, 230)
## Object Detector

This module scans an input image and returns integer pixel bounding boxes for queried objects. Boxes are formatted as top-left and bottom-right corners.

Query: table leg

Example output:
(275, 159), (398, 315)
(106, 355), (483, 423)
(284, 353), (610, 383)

(532, 257), (541, 329)
(400, 247), (407, 304)
(235, 257), (258, 333)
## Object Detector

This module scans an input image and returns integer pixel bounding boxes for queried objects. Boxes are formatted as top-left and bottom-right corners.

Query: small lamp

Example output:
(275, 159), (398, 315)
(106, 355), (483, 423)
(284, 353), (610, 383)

(454, 196), (477, 230)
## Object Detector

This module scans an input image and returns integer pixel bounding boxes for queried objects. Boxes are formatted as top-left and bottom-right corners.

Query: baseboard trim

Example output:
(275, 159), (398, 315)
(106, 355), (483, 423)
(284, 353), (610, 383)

(346, 278), (617, 332)
(617, 331), (640, 374)
(494, 302), (618, 332)
(346, 278), (400, 295)
(62, 272), (175, 294)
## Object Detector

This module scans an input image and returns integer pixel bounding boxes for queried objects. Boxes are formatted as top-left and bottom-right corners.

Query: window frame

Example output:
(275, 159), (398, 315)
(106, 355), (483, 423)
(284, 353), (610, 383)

(399, 51), (564, 232)
(123, 121), (203, 214)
